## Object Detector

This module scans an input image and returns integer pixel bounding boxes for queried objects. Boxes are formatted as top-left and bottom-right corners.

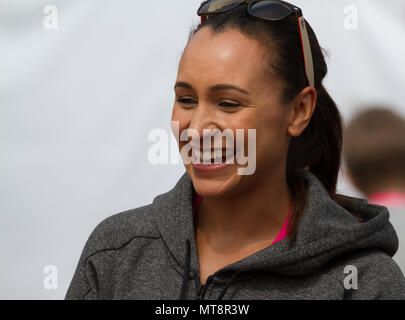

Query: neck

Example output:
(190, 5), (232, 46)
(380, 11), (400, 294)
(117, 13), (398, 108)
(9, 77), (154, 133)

(195, 167), (292, 250)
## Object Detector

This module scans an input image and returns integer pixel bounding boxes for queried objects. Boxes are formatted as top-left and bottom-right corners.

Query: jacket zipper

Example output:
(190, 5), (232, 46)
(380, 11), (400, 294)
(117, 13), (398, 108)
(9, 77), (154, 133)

(195, 272), (214, 300)
(196, 284), (204, 300)
(195, 271), (204, 300)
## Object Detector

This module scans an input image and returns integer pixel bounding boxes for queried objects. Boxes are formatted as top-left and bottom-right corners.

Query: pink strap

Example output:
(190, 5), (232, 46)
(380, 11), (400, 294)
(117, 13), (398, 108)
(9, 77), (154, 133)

(193, 194), (203, 216)
(270, 202), (293, 245)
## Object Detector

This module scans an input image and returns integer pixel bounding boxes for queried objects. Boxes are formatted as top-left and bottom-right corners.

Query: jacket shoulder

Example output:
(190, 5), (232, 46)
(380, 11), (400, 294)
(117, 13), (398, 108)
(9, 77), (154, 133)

(326, 248), (405, 299)
(83, 204), (160, 259)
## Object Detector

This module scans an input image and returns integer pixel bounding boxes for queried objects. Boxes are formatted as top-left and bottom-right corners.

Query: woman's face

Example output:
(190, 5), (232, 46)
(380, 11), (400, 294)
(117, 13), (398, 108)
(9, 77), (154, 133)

(171, 27), (294, 198)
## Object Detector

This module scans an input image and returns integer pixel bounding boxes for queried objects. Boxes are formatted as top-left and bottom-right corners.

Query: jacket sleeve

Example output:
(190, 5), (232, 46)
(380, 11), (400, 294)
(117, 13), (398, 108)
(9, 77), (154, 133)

(65, 224), (104, 300)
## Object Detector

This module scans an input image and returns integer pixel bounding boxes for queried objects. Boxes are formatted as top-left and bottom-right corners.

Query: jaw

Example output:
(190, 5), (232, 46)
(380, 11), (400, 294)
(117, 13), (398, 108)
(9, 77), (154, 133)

(186, 163), (242, 199)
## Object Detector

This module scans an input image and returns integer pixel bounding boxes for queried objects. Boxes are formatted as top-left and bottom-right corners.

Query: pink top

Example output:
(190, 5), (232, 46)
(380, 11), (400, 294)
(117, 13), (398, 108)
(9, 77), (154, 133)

(193, 192), (292, 245)
(368, 191), (405, 208)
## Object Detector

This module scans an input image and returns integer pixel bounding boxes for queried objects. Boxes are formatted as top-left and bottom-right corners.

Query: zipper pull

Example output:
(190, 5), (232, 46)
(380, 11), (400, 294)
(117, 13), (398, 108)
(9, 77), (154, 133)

(196, 274), (214, 300)
(195, 271), (204, 300)
(196, 284), (204, 300)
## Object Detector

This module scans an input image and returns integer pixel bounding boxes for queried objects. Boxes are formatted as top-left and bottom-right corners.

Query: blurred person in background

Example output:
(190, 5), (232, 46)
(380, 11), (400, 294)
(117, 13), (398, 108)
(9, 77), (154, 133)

(344, 107), (405, 272)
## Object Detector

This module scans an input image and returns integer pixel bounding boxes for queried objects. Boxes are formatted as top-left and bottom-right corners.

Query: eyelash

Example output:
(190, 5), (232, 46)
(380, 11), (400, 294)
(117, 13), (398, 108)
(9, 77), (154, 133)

(177, 98), (240, 108)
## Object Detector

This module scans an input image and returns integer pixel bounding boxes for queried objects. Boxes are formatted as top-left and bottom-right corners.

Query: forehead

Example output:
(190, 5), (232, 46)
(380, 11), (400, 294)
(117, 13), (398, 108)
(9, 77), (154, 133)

(178, 28), (270, 86)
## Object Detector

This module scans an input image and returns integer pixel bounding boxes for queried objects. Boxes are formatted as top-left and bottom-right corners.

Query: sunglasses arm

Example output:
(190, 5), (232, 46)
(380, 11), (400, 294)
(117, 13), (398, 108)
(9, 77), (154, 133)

(296, 14), (315, 88)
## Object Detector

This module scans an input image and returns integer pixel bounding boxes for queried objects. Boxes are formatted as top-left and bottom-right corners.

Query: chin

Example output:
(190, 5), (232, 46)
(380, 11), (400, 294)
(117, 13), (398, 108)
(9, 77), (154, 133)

(186, 164), (241, 198)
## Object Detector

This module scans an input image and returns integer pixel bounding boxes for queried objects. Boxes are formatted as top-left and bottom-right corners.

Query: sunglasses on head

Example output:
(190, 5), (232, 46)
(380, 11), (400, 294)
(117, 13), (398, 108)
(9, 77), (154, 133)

(197, 0), (315, 88)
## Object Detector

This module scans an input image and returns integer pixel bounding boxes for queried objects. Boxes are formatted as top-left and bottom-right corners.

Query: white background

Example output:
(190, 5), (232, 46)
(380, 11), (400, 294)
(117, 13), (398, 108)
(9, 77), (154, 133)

(1, 0), (404, 299)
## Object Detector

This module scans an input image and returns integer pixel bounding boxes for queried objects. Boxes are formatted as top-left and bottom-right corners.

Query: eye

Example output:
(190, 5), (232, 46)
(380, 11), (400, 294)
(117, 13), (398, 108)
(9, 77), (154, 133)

(219, 101), (241, 108)
(177, 98), (197, 106)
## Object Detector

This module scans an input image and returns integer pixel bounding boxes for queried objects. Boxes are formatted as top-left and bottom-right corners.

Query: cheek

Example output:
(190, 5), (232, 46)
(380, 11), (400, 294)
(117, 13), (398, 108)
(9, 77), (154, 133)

(254, 106), (290, 162)
(171, 105), (189, 142)
(223, 108), (287, 153)
(171, 104), (184, 123)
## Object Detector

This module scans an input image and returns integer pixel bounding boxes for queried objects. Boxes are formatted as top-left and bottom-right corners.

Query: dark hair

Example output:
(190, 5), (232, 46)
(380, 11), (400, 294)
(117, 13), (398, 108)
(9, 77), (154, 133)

(343, 107), (405, 195)
(187, 5), (351, 241)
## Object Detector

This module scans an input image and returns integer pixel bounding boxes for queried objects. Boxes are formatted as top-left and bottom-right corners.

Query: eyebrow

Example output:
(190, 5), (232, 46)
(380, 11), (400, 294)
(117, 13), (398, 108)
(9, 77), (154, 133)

(174, 81), (251, 95)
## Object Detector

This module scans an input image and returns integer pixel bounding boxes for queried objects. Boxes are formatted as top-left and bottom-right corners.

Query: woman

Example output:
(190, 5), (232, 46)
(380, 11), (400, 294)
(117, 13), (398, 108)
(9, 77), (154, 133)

(66, 0), (405, 299)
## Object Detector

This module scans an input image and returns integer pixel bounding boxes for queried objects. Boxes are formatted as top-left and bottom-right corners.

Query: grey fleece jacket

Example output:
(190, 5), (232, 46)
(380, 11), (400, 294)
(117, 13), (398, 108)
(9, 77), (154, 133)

(65, 169), (405, 300)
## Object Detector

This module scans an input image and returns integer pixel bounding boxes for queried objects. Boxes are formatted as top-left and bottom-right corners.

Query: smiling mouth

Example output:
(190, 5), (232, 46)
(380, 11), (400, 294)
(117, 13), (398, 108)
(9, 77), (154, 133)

(191, 148), (236, 165)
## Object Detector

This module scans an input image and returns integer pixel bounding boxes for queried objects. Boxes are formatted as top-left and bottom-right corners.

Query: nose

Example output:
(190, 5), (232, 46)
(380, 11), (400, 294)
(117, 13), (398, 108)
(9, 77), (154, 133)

(188, 101), (219, 139)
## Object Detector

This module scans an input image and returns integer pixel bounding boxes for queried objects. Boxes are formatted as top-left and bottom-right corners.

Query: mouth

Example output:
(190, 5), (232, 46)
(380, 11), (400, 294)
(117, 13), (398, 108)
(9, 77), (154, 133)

(191, 148), (236, 172)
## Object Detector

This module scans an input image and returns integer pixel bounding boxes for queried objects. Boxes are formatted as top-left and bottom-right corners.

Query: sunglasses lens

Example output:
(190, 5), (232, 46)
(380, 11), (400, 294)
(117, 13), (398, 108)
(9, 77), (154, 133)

(249, 1), (293, 21)
(198, 0), (245, 15)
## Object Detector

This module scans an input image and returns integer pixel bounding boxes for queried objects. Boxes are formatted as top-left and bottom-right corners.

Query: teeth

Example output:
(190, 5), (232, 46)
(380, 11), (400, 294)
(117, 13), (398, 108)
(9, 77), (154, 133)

(226, 149), (234, 158)
(203, 151), (212, 162)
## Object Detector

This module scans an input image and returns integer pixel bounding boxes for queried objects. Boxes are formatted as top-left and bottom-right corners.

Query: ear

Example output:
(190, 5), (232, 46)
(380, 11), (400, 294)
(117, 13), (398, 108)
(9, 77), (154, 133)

(287, 87), (317, 137)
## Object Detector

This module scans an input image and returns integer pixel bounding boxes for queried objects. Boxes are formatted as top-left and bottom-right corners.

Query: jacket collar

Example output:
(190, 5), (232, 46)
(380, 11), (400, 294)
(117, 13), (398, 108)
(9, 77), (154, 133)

(151, 169), (398, 277)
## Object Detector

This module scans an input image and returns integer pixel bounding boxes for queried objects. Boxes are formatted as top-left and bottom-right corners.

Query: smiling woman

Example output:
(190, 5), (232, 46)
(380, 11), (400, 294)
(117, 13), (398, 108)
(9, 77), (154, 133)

(65, 0), (405, 300)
